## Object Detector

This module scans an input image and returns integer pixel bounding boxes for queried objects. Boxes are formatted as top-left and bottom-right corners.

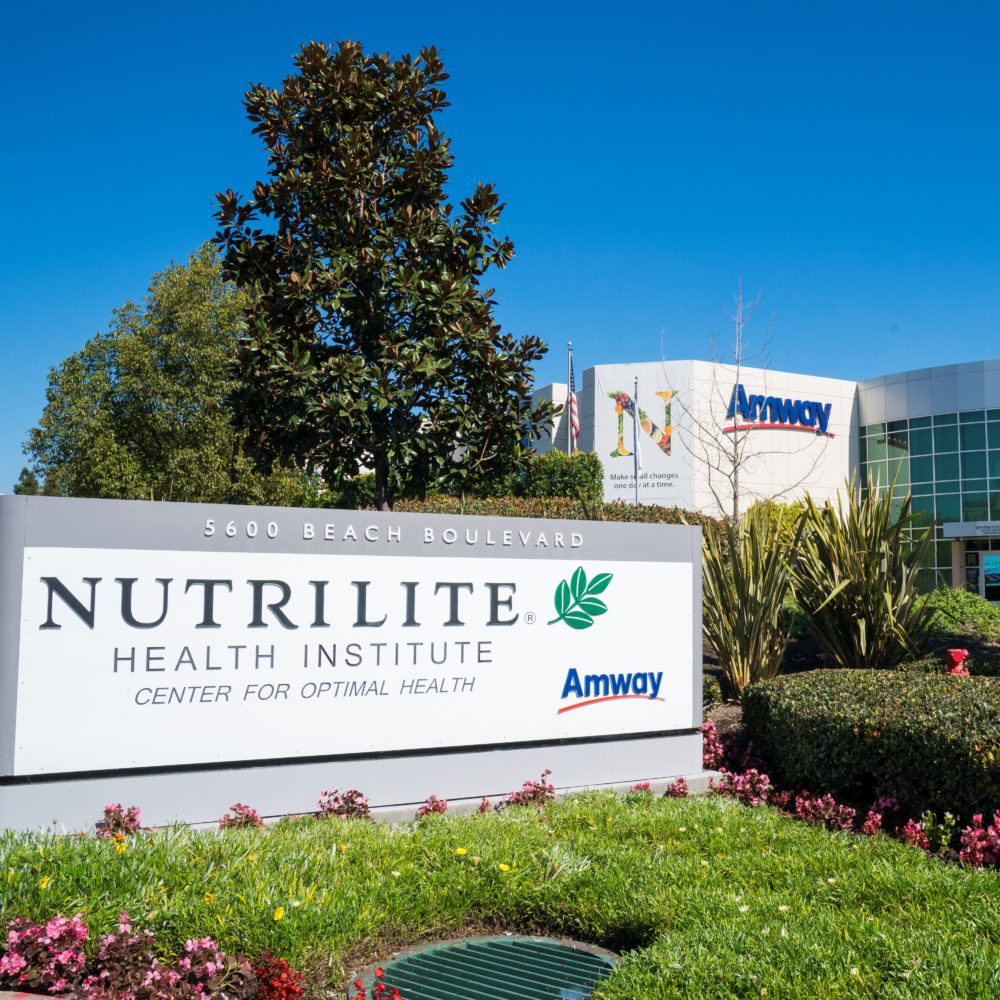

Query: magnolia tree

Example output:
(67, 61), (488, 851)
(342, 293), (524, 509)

(215, 41), (554, 509)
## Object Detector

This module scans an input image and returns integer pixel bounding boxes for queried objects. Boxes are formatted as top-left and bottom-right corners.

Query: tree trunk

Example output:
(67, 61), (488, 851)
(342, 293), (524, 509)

(374, 451), (392, 511)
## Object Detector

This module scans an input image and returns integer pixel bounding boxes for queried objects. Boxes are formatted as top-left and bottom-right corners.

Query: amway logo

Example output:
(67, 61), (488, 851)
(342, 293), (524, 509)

(558, 667), (664, 713)
(725, 384), (834, 437)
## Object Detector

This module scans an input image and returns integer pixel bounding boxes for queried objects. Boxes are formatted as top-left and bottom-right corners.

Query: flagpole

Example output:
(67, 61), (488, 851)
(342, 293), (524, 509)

(566, 341), (573, 455)
(633, 375), (639, 506)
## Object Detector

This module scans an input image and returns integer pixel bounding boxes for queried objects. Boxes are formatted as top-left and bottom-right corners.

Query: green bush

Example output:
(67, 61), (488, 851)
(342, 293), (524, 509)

(522, 450), (604, 500)
(702, 673), (723, 711)
(900, 652), (1000, 678)
(919, 586), (1000, 644)
(742, 669), (1000, 819)
(392, 494), (724, 535)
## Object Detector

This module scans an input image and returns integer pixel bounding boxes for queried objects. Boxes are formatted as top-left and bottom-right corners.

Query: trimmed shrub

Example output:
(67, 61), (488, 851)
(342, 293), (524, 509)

(522, 450), (604, 500)
(897, 652), (1000, 678)
(920, 586), (1000, 644)
(741, 669), (1000, 819)
(392, 494), (724, 535)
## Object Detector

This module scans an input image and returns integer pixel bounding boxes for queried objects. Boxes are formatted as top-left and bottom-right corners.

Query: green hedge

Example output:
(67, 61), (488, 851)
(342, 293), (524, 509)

(741, 669), (1000, 819)
(523, 450), (604, 500)
(392, 495), (723, 534)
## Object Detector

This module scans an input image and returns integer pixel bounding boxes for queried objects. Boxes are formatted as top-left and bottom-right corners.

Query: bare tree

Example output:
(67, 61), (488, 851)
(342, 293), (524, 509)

(667, 280), (831, 521)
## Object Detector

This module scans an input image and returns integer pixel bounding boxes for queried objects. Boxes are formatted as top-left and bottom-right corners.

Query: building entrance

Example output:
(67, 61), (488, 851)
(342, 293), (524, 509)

(982, 552), (1000, 605)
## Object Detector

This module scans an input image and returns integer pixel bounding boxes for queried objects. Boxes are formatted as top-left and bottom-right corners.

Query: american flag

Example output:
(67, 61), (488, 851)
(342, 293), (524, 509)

(568, 356), (580, 452)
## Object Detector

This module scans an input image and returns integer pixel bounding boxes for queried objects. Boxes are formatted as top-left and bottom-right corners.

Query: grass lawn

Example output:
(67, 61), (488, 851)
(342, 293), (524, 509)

(2, 793), (999, 998)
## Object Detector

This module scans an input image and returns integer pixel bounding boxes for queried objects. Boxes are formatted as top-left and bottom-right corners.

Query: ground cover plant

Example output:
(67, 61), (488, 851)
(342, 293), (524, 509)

(919, 586), (1000, 644)
(741, 669), (1000, 819)
(3, 793), (999, 998)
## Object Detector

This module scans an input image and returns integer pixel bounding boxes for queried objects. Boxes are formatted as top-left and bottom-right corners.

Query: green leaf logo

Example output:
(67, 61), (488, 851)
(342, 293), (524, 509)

(548, 567), (613, 629)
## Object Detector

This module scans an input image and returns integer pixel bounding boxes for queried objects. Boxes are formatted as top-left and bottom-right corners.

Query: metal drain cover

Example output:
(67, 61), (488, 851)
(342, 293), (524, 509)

(374, 935), (616, 999)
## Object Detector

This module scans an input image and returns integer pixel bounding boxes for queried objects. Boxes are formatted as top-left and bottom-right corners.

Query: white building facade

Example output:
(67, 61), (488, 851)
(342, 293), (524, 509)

(536, 358), (1000, 599)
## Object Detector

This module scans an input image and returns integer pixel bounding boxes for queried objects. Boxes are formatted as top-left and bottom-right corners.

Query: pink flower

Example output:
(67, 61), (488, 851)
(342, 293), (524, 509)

(898, 818), (931, 850)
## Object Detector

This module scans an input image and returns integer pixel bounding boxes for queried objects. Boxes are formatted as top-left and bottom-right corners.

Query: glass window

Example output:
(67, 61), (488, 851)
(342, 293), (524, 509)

(888, 457), (909, 485)
(910, 415), (932, 428)
(909, 455), (934, 482)
(935, 452), (960, 481)
(858, 437), (867, 464)
(963, 479), (987, 494)
(963, 451), (987, 479)
(910, 494), (934, 526)
(916, 568), (937, 591)
(909, 428), (933, 454)
(887, 431), (908, 457)
(934, 412), (957, 425)
(960, 410), (986, 424)
(989, 422), (1000, 448)
(937, 541), (954, 566)
(867, 435), (888, 461)
(961, 423), (987, 450)
(936, 494), (961, 523)
(963, 493), (989, 522)
(887, 419), (908, 433)
(865, 422), (886, 436)
(988, 409), (1000, 420)
(912, 482), (934, 495)
(989, 451), (1000, 478)
(992, 491), (1000, 520)
(864, 461), (889, 489)
(934, 425), (959, 452)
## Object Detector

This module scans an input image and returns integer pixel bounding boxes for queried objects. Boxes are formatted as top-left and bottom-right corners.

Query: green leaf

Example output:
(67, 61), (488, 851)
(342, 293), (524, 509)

(579, 597), (608, 616)
(554, 580), (570, 618)
(562, 609), (594, 629)
(585, 572), (613, 596)
(571, 566), (587, 601)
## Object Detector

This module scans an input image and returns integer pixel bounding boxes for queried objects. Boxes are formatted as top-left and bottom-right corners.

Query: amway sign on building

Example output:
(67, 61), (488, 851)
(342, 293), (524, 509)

(0, 496), (703, 828)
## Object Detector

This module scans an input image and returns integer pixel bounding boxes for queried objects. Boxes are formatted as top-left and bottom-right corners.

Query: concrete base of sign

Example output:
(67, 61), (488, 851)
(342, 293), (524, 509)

(1, 732), (702, 831)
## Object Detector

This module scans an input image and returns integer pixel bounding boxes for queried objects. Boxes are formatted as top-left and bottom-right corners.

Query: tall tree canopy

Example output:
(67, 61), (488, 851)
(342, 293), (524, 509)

(215, 40), (554, 510)
(25, 245), (317, 505)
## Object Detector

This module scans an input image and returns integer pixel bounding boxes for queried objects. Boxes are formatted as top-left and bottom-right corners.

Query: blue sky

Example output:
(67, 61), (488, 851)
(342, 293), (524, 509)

(1, 2), (998, 491)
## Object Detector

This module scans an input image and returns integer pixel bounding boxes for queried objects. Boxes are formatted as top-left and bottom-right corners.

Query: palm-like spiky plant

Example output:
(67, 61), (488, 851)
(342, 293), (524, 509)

(796, 476), (933, 669)
(702, 505), (804, 698)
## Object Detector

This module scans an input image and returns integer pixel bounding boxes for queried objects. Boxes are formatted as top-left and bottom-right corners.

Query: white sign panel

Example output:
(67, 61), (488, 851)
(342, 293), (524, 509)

(3, 499), (699, 777)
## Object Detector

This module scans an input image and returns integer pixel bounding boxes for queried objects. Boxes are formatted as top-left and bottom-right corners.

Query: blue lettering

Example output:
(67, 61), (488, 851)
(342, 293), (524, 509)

(817, 403), (832, 435)
(561, 668), (583, 699)
(609, 673), (632, 695)
(648, 672), (662, 699)
(585, 674), (609, 697)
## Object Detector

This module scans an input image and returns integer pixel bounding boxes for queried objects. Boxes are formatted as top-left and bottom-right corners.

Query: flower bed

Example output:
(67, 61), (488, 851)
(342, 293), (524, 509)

(740, 669), (1000, 819)
(2, 792), (999, 998)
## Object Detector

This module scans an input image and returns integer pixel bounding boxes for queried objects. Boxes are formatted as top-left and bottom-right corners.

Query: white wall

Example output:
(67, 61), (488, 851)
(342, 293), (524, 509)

(540, 360), (858, 516)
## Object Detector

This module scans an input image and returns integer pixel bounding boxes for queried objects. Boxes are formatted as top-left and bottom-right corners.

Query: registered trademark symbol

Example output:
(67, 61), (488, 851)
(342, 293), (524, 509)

(524, 612), (536, 624)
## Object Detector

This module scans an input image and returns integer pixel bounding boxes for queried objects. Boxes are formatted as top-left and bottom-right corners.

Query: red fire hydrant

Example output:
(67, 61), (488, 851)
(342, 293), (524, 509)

(945, 648), (970, 675)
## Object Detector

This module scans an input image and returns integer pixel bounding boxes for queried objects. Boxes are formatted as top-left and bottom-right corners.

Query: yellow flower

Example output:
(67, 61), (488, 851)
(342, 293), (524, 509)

(273, 907), (285, 921)
(455, 847), (468, 856)
(204, 892), (215, 906)
(38, 876), (50, 890)
(115, 841), (127, 854)
(339, 844), (348, 853)
(498, 863), (511, 872)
